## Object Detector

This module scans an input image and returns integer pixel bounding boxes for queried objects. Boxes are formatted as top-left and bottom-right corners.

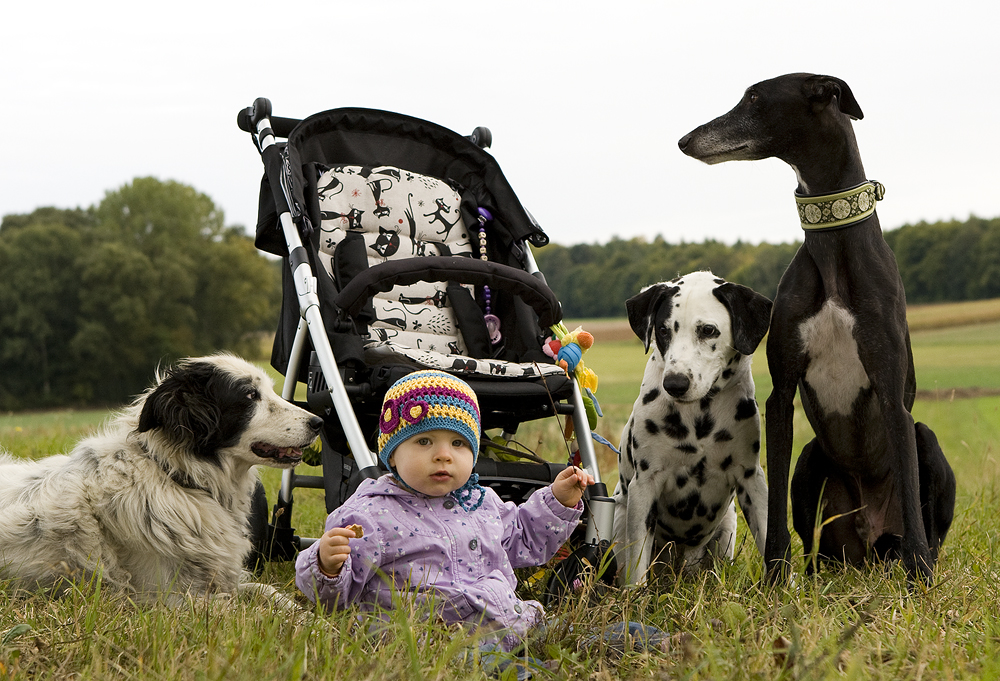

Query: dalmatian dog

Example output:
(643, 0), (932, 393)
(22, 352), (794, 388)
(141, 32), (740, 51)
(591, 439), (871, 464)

(613, 271), (773, 584)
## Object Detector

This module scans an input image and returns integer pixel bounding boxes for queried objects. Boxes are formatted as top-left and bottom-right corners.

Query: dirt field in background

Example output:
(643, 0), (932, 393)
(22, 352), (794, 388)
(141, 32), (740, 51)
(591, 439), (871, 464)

(562, 319), (635, 343)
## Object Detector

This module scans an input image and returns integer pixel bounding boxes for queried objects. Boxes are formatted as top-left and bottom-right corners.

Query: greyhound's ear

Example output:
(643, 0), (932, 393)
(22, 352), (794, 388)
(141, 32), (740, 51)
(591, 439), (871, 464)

(625, 284), (678, 352)
(804, 75), (864, 120)
(712, 283), (773, 356)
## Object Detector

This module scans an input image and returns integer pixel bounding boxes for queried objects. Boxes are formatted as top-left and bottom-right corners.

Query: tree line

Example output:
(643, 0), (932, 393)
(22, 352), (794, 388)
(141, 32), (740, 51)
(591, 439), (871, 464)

(3, 174), (997, 410)
(0, 178), (280, 410)
(534, 216), (1000, 318)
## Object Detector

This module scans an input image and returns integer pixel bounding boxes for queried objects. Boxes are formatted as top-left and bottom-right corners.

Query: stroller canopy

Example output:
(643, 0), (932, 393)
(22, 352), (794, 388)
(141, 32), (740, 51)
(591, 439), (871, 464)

(255, 108), (549, 258)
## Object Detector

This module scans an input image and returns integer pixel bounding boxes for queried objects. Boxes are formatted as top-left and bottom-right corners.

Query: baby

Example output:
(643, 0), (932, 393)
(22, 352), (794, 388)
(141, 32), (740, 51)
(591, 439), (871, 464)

(295, 369), (592, 651)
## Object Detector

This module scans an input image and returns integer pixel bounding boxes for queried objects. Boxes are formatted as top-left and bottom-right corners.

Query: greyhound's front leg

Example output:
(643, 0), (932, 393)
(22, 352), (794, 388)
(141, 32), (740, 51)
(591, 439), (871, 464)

(764, 385), (796, 581)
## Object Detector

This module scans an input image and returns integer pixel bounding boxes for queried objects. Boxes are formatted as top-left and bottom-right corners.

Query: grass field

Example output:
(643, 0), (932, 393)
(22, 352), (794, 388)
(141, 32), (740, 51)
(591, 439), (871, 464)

(1, 299), (999, 680)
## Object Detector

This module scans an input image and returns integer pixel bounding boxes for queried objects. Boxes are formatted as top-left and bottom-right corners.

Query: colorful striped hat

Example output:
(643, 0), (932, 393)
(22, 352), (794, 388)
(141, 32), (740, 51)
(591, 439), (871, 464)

(377, 370), (485, 510)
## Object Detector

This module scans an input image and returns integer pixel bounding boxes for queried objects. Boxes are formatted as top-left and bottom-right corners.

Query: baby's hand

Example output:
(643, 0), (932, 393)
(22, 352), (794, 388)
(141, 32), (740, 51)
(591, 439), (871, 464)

(551, 466), (594, 508)
(317, 526), (360, 577)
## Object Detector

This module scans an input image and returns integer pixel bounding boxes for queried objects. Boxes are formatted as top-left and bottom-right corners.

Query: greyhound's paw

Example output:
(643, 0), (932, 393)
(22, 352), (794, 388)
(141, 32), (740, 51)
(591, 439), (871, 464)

(763, 559), (790, 587)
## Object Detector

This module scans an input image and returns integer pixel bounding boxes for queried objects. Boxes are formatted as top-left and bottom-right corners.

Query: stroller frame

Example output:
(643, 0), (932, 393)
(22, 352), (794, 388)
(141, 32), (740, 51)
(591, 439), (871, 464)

(238, 99), (615, 589)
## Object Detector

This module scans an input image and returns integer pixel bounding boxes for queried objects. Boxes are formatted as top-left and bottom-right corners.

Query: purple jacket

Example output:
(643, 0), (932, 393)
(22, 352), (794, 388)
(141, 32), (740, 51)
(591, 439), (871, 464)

(295, 475), (582, 648)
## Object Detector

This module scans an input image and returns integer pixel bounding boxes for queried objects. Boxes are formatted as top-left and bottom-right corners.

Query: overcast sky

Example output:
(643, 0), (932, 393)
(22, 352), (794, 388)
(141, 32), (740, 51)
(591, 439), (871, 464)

(4, 0), (999, 247)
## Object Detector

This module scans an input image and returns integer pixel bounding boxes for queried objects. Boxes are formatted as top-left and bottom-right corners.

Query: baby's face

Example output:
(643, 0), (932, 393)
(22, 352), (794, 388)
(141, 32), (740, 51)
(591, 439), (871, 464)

(389, 429), (475, 498)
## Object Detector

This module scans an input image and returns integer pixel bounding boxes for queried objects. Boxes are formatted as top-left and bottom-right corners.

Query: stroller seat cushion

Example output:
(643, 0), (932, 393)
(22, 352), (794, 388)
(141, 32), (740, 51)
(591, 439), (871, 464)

(316, 163), (475, 354)
(315, 162), (563, 379)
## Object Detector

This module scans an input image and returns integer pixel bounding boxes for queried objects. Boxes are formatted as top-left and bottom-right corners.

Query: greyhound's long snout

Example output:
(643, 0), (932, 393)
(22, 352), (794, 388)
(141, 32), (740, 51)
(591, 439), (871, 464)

(662, 373), (690, 398)
(676, 123), (738, 164)
(678, 132), (694, 154)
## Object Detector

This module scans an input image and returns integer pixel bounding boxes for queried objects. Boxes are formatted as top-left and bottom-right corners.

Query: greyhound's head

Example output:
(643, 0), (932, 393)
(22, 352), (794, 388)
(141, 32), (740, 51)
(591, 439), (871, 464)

(677, 73), (863, 168)
(626, 272), (772, 402)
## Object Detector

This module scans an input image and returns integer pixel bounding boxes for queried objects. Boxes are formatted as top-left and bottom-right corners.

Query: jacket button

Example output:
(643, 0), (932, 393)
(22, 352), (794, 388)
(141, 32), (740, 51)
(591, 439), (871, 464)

(443, 499), (455, 509)
(469, 538), (478, 550)
(514, 603), (522, 613)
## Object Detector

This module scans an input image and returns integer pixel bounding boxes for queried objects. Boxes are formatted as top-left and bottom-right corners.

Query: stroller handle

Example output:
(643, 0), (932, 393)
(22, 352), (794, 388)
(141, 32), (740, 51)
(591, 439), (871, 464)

(239, 99), (492, 148)
(469, 126), (492, 149)
(237, 97), (301, 138)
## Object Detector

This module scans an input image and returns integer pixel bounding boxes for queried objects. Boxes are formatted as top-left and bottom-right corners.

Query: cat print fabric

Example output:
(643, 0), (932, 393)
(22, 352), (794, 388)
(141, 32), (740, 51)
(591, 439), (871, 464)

(316, 164), (563, 380)
(317, 164), (472, 353)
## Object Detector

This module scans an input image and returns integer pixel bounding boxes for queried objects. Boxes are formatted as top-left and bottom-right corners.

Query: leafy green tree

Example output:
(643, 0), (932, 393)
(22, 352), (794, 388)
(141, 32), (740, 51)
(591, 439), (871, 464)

(77, 178), (279, 401)
(970, 220), (1000, 299)
(729, 242), (799, 300)
(72, 239), (188, 401)
(0, 213), (90, 406)
(534, 236), (799, 317)
(192, 230), (281, 355)
(886, 218), (1000, 304)
(0, 178), (280, 408)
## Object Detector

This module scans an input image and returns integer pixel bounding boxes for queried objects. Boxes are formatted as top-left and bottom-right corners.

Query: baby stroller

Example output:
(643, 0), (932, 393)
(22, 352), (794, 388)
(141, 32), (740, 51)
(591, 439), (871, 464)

(237, 99), (615, 601)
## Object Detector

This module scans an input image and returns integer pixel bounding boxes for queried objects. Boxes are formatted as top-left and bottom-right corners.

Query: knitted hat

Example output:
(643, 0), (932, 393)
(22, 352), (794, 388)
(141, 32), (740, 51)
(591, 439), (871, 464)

(377, 370), (485, 511)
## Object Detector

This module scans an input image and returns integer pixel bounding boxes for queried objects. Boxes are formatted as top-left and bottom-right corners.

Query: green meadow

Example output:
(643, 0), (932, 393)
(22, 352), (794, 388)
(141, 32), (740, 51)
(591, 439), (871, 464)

(1, 299), (999, 680)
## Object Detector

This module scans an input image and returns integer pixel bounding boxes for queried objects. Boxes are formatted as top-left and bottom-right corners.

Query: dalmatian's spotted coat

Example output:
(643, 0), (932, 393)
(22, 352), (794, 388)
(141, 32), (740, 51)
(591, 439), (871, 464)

(613, 271), (773, 584)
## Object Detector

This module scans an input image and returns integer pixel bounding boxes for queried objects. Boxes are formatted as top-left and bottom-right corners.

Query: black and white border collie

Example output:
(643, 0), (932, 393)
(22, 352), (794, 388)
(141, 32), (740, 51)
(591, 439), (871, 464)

(0, 354), (321, 601)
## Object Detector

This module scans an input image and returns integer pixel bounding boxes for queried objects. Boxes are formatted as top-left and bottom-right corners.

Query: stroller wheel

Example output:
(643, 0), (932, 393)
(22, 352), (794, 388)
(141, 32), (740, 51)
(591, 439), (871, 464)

(244, 478), (269, 576)
(542, 540), (617, 607)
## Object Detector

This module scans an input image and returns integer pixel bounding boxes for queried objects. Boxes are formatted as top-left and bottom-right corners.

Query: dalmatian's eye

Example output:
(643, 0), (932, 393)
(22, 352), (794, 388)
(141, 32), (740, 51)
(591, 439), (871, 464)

(246, 388), (261, 401)
(698, 324), (720, 340)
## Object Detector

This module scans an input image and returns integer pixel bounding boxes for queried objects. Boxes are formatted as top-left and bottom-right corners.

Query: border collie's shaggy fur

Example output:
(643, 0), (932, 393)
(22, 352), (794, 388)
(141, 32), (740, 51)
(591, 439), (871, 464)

(0, 354), (321, 600)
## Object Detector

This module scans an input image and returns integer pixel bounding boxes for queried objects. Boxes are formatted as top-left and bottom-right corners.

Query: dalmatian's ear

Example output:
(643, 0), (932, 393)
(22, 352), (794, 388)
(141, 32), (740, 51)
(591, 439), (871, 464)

(626, 284), (679, 353)
(712, 282), (773, 356)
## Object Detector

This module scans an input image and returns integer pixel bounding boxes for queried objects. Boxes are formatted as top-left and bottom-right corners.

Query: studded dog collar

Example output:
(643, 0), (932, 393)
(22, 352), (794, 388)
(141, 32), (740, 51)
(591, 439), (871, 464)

(795, 181), (885, 231)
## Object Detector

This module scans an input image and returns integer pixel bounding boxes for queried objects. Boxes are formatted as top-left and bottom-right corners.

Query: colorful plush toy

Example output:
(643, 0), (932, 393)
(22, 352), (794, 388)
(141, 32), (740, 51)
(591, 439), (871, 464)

(543, 324), (596, 383)
(543, 323), (602, 431)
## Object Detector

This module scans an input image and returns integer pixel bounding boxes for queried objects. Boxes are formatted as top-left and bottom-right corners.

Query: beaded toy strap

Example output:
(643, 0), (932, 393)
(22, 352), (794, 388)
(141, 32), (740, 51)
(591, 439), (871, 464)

(477, 207), (502, 345)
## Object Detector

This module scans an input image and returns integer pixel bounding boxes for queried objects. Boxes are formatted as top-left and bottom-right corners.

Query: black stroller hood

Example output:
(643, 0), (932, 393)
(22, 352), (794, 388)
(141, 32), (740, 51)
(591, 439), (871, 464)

(258, 106), (559, 380)
(255, 107), (549, 257)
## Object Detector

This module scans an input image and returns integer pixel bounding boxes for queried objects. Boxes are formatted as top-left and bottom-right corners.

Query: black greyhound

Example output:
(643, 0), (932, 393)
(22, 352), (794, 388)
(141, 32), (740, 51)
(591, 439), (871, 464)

(678, 73), (955, 584)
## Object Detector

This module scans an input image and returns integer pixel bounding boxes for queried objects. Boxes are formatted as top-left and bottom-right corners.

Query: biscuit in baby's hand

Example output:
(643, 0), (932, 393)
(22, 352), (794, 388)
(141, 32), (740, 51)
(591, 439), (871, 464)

(346, 523), (364, 538)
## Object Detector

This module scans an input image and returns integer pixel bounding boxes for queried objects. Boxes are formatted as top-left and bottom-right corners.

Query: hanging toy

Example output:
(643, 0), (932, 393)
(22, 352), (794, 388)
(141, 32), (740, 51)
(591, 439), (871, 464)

(546, 322), (602, 431)
(546, 323), (595, 380)
(477, 207), (502, 345)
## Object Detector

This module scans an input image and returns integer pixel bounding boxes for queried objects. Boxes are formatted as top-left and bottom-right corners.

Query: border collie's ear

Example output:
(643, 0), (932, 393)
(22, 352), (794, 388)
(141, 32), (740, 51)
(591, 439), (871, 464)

(713, 282), (773, 356)
(625, 284), (679, 353)
(137, 361), (222, 451)
(804, 75), (864, 120)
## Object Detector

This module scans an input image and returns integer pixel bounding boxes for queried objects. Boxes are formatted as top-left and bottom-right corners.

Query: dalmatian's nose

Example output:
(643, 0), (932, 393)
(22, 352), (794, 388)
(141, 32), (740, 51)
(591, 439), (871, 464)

(662, 373), (690, 398)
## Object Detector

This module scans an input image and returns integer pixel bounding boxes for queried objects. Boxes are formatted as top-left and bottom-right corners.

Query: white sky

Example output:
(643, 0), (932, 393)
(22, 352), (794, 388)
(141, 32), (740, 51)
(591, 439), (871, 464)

(4, 0), (999, 246)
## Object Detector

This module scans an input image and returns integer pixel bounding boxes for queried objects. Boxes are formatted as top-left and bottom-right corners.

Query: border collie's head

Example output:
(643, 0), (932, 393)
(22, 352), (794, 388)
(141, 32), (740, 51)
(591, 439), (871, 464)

(136, 354), (322, 468)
